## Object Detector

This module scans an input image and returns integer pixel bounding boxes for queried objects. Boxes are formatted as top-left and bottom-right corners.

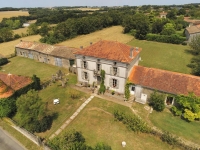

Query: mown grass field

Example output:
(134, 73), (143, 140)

(0, 35), (41, 57)
(0, 56), (65, 81)
(58, 26), (133, 48)
(0, 11), (29, 22)
(149, 108), (200, 144)
(13, 28), (28, 35)
(128, 39), (192, 74)
(132, 102), (200, 145)
(61, 97), (180, 150)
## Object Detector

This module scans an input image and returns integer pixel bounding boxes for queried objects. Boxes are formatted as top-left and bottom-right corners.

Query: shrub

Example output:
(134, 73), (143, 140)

(114, 110), (151, 133)
(0, 58), (8, 66)
(149, 91), (165, 112)
(70, 90), (81, 99)
(161, 131), (178, 146)
(171, 106), (182, 116)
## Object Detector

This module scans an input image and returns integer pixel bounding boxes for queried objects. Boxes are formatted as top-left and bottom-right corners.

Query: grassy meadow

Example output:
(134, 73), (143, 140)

(128, 39), (192, 74)
(61, 97), (180, 150)
(0, 35), (41, 57)
(0, 56), (65, 81)
(58, 26), (133, 48)
(13, 28), (28, 35)
(0, 11), (29, 22)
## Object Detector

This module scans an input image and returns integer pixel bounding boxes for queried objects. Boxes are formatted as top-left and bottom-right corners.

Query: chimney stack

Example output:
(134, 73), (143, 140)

(130, 47), (133, 58)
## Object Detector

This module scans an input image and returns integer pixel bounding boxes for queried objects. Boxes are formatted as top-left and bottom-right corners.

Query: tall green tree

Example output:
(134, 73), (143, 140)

(16, 90), (49, 132)
(39, 22), (50, 36)
(27, 23), (38, 35)
(149, 91), (165, 111)
(161, 23), (176, 35)
(0, 28), (13, 42)
(189, 35), (200, 55)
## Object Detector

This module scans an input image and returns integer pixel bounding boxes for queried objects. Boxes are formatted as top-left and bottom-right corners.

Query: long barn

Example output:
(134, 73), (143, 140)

(15, 41), (78, 68)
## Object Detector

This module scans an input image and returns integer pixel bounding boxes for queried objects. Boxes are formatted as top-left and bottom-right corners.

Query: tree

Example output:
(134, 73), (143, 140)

(94, 142), (112, 150)
(0, 98), (16, 118)
(166, 9), (177, 20)
(161, 23), (176, 35)
(0, 28), (13, 42)
(189, 35), (200, 55)
(16, 90), (51, 132)
(48, 130), (93, 150)
(149, 91), (165, 111)
(27, 23), (38, 35)
(39, 22), (50, 36)
(177, 8), (186, 16)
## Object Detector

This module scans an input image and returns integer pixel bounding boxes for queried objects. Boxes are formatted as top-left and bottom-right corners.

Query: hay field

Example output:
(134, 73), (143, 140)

(13, 28), (27, 35)
(0, 35), (41, 56)
(58, 26), (133, 48)
(0, 11), (29, 22)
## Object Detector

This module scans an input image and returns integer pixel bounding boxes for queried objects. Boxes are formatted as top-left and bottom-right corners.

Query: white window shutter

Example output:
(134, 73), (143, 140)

(86, 61), (88, 69)
(81, 61), (83, 68)
(116, 79), (119, 89)
(87, 72), (89, 80)
(81, 71), (84, 79)
(117, 68), (120, 76)
(110, 66), (113, 75)
(109, 78), (113, 88)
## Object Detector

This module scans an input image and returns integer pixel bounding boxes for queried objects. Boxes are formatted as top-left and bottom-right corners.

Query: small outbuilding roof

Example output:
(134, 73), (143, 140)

(185, 25), (200, 34)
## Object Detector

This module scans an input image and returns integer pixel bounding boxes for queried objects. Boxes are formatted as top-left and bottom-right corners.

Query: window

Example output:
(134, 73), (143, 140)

(113, 79), (117, 88)
(166, 96), (174, 105)
(97, 64), (101, 71)
(131, 86), (135, 91)
(20, 51), (22, 55)
(113, 67), (117, 75)
(84, 72), (88, 80)
(82, 71), (89, 80)
(109, 78), (119, 89)
(83, 61), (87, 69)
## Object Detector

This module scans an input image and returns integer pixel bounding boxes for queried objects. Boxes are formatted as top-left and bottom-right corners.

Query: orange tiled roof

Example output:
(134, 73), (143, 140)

(74, 40), (141, 63)
(15, 41), (79, 59)
(0, 80), (14, 98)
(129, 66), (200, 96)
(0, 73), (32, 98)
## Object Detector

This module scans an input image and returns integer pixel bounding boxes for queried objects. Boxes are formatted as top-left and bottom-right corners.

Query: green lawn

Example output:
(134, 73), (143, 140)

(60, 97), (180, 150)
(149, 108), (200, 144)
(128, 39), (192, 74)
(0, 56), (68, 81)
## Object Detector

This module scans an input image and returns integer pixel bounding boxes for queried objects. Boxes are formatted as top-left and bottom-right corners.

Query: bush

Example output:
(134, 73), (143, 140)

(171, 106), (182, 116)
(0, 58), (8, 66)
(114, 110), (151, 133)
(149, 91), (165, 112)
(146, 33), (186, 44)
(161, 131), (178, 146)
(70, 90), (81, 99)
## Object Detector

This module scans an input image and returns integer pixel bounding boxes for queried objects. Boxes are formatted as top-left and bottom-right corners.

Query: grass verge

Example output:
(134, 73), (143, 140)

(0, 119), (42, 150)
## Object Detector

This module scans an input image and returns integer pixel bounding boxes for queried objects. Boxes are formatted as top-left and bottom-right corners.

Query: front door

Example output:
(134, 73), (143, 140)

(97, 76), (101, 85)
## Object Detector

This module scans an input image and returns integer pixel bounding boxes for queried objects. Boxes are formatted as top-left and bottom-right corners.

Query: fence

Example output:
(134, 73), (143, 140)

(5, 118), (51, 150)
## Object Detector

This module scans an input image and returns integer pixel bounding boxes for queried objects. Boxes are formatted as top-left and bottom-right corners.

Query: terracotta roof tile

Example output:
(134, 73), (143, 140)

(0, 73), (32, 93)
(129, 66), (200, 96)
(15, 41), (78, 59)
(74, 40), (141, 63)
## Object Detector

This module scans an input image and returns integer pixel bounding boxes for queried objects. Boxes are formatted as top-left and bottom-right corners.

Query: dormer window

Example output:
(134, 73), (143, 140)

(81, 60), (88, 69)
(113, 67), (117, 75)
(97, 64), (101, 71)
(83, 61), (87, 69)
(110, 66), (119, 76)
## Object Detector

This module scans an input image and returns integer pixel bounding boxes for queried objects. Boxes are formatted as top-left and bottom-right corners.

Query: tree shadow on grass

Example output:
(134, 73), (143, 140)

(184, 49), (198, 56)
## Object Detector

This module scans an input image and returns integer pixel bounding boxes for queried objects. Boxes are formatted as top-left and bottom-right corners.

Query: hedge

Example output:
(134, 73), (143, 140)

(0, 58), (8, 66)
(146, 33), (186, 44)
